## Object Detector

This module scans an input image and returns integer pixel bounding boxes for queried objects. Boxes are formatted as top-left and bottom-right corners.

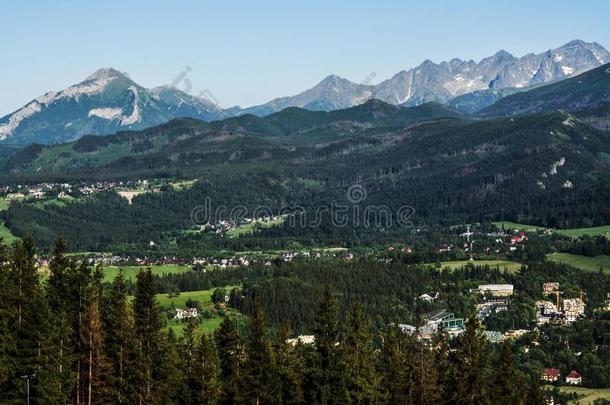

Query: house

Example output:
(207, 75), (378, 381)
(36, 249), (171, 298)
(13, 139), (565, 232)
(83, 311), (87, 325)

(419, 292), (439, 302)
(535, 300), (559, 325)
(542, 368), (561, 382)
(563, 298), (585, 323)
(286, 335), (315, 346)
(510, 232), (528, 245)
(543, 282), (560, 296)
(566, 370), (582, 385)
(174, 308), (198, 320)
(478, 284), (514, 297)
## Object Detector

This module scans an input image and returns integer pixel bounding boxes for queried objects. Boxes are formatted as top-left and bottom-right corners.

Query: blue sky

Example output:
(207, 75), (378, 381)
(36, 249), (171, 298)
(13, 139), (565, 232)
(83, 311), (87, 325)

(1, 0), (608, 115)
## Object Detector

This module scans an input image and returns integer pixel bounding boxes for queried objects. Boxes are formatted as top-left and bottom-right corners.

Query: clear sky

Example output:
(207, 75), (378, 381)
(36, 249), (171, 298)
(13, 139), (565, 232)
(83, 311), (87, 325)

(1, 0), (608, 115)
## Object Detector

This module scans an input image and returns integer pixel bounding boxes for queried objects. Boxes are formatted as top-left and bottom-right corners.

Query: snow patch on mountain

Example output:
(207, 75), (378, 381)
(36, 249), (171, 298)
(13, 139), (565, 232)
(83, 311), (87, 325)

(120, 86), (141, 125)
(88, 107), (122, 120)
(61, 76), (116, 100)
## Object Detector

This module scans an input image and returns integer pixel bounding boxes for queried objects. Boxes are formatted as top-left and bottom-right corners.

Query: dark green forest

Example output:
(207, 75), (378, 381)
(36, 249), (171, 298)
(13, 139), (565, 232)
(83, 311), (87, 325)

(2, 237), (610, 403)
(0, 237), (556, 404)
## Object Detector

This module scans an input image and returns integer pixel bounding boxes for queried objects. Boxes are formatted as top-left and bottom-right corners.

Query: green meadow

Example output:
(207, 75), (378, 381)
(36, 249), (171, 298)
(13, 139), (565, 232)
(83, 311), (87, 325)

(436, 259), (523, 273)
(546, 253), (610, 274)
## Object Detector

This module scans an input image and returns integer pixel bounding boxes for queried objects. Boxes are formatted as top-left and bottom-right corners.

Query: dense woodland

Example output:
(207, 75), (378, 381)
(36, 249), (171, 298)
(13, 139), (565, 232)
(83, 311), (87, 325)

(2, 103), (610, 252)
(2, 237), (610, 403)
(0, 237), (559, 405)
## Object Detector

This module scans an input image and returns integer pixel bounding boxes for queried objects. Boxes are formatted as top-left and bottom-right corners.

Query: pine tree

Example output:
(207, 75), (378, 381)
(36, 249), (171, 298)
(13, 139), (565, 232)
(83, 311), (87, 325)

(0, 241), (16, 391)
(133, 268), (163, 404)
(489, 343), (526, 405)
(343, 304), (381, 404)
(44, 238), (77, 402)
(379, 324), (409, 403)
(312, 287), (346, 404)
(273, 322), (304, 404)
(215, 317), (241, 405)
(241, 303), (274, 404)
(102, 269), (136, 404)
(193, 332), (221, 404)
(80, 267), (111, 405)
(453, 314), (489, 404)
(7, 238), (50, 402)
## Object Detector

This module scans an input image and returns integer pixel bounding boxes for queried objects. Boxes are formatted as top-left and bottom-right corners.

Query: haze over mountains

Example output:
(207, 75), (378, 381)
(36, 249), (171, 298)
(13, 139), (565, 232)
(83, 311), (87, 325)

(0, 39), (608, 145)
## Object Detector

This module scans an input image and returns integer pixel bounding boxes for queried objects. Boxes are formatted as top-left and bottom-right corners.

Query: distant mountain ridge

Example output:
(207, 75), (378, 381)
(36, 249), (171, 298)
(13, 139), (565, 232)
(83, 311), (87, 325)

(0, 68), (225, 145)
(233, 40), (609, 116)
(479, 63), (610, 117)
(1, 40), (608, 145)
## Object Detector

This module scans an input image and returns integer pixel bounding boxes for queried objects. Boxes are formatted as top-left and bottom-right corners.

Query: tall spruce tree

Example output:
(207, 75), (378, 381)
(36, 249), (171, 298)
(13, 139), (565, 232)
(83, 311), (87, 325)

(312, 287), (346, 404)
(379, 324), (410, 403)
(102, 270), (136, 404)
(273, 322), (304, 404)
(343, 304), (381, 403)
(215, 317), (241, 405)
(241, 303), (274, 404)
(193, 332), (221, 404)
(133, 268), (163, 404)
(80, 268), (111, 405)
(453, 314), (490, 404)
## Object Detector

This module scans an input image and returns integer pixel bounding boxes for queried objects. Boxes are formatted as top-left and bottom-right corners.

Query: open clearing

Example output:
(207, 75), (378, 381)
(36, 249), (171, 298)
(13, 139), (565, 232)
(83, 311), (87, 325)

(226, 215), (287, 238)
(0, 220), (18, 244)
(101, 264), (193, 282)
(156, 287), (240, 336)
(546, 253), (610, 274)
(435, 260), (523, 273)
(493, 221), (610, 238)
(555, 386), (610, 404)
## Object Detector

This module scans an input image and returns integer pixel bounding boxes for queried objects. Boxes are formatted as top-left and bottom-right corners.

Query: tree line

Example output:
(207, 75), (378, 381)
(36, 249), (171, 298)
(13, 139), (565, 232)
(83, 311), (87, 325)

(0, 237), (553, 404)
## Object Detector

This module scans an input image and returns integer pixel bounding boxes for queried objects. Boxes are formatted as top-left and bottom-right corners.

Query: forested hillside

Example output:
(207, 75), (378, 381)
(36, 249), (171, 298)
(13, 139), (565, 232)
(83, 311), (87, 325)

(2, 102), (610, 251)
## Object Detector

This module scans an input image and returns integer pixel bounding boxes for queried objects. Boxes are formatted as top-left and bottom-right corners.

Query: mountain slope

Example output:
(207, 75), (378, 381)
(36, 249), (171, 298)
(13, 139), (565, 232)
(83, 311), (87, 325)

(2, 100), (462, 174)
(479, 63), (610, 117)
(4, 107), (610, 250)
(232, 40), (609, 116)
(0, 68), (225, 145)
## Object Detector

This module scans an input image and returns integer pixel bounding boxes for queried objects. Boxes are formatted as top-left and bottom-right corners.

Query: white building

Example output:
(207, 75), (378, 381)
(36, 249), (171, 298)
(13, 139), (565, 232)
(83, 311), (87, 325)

(565, 370), (582, 385)
(286, 335), (315, 346)
(478, 284), (514, 297)
(563, 298), (585, 323)
(174, 308), (198, 320)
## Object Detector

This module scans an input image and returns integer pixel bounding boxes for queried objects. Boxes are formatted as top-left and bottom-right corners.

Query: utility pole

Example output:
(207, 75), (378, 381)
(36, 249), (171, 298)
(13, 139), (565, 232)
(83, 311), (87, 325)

(20, 374), (36, 405)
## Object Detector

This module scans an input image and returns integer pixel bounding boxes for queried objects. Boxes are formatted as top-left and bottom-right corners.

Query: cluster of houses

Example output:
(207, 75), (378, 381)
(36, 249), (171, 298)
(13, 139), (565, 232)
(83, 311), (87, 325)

(398, 309), (466, 340)
(535, 282), (586, 325)
(1, 179), (157, 202)
(542, 368), (582, 385)
(474, 284), (514, 320)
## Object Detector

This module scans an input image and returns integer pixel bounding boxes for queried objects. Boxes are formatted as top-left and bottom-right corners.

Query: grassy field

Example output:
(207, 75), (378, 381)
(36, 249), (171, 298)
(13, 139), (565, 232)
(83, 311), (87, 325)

(156, 287), (240, 336)
(0, 220), (19, 244)
(554, 386), (610, 404)
(436, 260), (523, 273)
(101, 264), (194, 282)
(226, 216), (287, 238)
(165, 316), (228, 336)
(493, 221), (610, 238)
(492, 221), (545, 232)
(554, 225), (610, 238)
(546, 253), (610, 274)
(156, 289), (220, 307)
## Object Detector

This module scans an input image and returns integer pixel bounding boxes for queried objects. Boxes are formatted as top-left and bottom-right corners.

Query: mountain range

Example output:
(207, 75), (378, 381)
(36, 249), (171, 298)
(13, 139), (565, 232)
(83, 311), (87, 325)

(0, 39), (608, 145)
